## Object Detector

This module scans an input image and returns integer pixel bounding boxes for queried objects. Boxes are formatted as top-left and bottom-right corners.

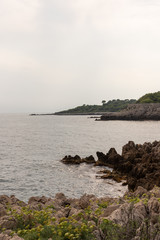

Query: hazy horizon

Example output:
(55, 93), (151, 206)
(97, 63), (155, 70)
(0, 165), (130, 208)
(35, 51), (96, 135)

(1, 0), (160, 113)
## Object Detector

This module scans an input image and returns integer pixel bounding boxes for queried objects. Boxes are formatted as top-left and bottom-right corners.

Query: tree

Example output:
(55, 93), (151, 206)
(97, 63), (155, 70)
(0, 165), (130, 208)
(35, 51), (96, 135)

(102, 100), (106, 105)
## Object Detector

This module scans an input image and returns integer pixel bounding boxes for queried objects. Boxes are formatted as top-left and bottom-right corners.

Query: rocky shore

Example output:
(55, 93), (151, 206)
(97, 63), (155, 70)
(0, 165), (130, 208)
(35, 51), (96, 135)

(1, 140), (160, 239)
(101, 103), (160, 120)
(1, 186), (160, 240)
(62, 140), (160, 192)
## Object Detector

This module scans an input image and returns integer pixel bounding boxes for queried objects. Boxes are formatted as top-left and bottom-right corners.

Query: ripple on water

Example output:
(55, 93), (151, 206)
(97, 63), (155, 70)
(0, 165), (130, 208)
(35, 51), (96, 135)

(1, 114), (160, 202)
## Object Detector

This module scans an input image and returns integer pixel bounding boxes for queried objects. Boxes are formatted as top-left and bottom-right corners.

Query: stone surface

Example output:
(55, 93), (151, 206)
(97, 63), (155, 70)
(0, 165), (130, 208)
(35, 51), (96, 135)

(101, 103), (160, 121)
(0, 187), (160, 239)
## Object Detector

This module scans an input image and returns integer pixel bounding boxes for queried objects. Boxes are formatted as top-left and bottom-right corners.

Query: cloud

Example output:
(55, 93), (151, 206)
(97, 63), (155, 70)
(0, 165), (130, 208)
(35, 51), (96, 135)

(0, 0), (40, 33)
(1, 0), (160, 112)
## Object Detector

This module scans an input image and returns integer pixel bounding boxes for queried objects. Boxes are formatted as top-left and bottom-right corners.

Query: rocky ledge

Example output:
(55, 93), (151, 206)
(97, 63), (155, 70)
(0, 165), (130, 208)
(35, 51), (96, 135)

(61, 140), (160, 192)
(101, 103), (160, 120)
(1, 186), (160, 240)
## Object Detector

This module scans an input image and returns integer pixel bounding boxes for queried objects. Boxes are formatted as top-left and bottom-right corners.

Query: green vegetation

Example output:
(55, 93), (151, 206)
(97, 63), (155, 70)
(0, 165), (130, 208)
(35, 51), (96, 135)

(6, 206), (95, 240)
(55, 99), (136, 115)
(2, 193), (160, 240)
(137, 91), (160, 104)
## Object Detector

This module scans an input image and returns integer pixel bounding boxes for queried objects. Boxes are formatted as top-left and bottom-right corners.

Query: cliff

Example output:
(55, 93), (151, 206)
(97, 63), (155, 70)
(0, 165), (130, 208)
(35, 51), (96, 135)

(101, 103), (160, 120)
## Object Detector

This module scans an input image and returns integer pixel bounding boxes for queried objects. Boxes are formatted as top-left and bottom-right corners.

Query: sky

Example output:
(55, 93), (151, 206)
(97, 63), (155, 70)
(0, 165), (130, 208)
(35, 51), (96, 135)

(1, 0), (160, 113)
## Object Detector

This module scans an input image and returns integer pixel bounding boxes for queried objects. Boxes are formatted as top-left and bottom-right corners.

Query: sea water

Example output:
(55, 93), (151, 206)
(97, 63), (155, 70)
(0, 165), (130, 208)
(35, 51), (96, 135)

(0, 114), (160, 202)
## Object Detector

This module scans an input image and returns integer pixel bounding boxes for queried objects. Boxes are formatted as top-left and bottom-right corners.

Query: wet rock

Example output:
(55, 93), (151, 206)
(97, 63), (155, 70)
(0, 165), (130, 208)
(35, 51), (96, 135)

(97, 170), (126, 183)
(82, 155), (96, 164)
(61, 155), (95, 164)
(61, 140), (160, 192)
(61, 155), (82, 164)
(95, 152), (108, 166)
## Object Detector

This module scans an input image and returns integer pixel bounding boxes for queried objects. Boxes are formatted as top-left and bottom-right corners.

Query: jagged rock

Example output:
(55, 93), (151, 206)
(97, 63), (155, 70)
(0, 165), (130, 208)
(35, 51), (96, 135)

(132, 186), (148, 198)
(28, 196), (51, 205)
(54, 193), (71, 208)
(95, 148), (122, 167)
(61, 155), (95, 164)
(61, 155), (82, 164)
(79, 194), (95, 209)
(148, 197), (160, 214)
(101, 204), (121, 217)
(97, 170), (126, 183)
(82, 155), (96, 164)
(95, 151), (108, 166)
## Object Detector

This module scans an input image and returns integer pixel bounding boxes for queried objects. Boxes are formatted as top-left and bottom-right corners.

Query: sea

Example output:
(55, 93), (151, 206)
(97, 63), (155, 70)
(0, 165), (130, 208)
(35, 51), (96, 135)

(0, 114), (160, 202)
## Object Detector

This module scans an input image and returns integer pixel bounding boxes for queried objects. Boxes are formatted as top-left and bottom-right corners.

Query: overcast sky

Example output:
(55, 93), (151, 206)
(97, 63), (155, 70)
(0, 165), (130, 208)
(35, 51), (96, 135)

(1, 0), (160, 113)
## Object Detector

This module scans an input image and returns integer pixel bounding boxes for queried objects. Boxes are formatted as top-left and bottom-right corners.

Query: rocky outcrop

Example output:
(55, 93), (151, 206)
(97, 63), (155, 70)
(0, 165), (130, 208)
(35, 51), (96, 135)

(96, 140), (160, 191)
(61, 140), (160, 192)
(61, 155), (96, 164)
(101, 103), (160, 120)
(1, 187), (160, 239)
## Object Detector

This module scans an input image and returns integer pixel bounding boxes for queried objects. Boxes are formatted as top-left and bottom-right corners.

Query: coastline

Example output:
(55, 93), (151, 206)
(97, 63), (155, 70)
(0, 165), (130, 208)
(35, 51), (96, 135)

(101, 103), (160, 121)
(1, 140), (160, 239)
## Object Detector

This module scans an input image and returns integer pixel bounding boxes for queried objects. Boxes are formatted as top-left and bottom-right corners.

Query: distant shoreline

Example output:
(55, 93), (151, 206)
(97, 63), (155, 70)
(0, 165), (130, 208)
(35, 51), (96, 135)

(30, 112), (105, 116)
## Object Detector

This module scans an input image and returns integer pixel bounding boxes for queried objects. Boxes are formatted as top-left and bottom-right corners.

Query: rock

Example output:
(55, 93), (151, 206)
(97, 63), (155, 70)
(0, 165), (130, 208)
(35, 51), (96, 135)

(0, 204), (7, 217)
(69, 208), (83, 217)
(60, 140), (160, 192)
(98, 170), (126, 183)
(11, 235), (23, 240)
(0, 196), (12, 206)
(101, 103), (160, 121)
(95, 152), (108, 166)
(93, 230), (101, 240)
(28, 196), (51, 205)
(79, 194), (95, 209)
(61, 155), (95, 164)
(134, 186), (148, 198)
(107, 201), (147, 226)
(0, 216), (17, 230)
(107, 148), (123, 166)
(82, 155), (96, 164)
(61, 155), (82, 164)
(132, 201), (148, 223)
(0, 233), (10, 240)
(101, 204), (121, 217)
(148, 197), (160, 214)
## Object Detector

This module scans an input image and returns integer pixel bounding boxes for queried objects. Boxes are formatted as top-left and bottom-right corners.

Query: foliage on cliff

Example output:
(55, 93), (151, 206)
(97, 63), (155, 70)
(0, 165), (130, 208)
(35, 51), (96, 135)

(137, 91), (160, 103)
(55, 99), (136, 115)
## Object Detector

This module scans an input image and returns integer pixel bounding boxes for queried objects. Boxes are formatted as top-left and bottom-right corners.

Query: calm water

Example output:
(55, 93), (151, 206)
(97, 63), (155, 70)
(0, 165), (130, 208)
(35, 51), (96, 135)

(0, 114), (160, 202)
